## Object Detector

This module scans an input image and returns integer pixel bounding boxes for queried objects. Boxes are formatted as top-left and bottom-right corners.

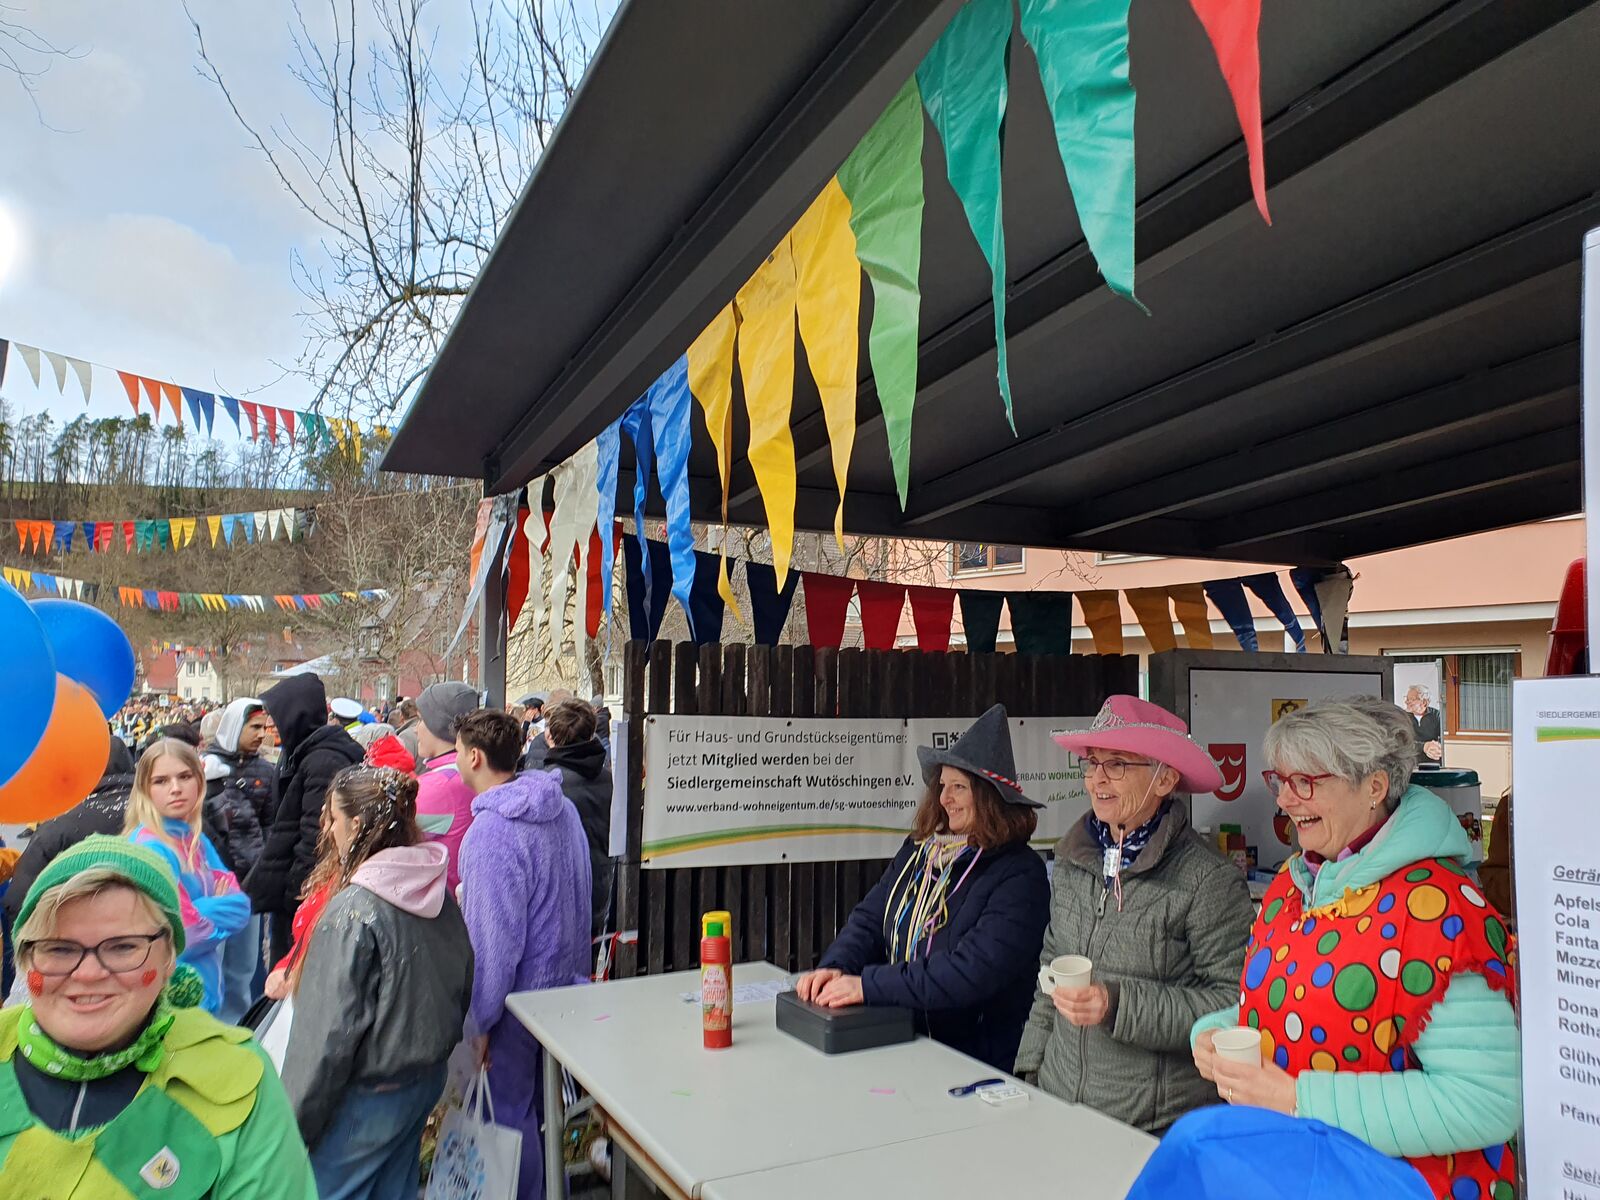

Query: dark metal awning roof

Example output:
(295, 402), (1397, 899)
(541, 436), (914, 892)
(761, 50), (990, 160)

(384, 0), (1600, 565)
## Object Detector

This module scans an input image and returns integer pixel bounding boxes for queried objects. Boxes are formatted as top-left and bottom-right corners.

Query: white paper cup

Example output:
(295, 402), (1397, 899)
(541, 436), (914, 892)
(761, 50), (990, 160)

(1213, 1026), (1264, 1066)
(1040, 954), (1093, 994)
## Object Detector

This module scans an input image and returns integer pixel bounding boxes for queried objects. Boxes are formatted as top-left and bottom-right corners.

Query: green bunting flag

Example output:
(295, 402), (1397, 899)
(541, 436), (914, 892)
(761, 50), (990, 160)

(1019, 0), (1142, 304)
(838, 77), (927, 508)
(917, 0), (1017, 431)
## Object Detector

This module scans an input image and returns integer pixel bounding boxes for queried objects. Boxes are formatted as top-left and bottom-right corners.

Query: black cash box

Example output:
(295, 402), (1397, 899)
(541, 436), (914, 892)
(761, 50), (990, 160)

(775, 989), (915, 1054)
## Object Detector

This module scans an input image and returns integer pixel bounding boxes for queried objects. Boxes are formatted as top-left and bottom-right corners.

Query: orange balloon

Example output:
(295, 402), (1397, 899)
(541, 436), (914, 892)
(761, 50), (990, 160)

(0, 675), (111, 824)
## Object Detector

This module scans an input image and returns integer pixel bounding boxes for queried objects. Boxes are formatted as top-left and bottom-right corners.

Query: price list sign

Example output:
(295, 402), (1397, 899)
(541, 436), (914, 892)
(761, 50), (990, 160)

(1513, 677), (1600, 1198)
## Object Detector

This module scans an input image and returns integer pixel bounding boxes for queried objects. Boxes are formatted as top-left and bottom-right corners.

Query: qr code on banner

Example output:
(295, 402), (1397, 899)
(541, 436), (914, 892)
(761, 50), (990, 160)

(931, 730), (964, 750)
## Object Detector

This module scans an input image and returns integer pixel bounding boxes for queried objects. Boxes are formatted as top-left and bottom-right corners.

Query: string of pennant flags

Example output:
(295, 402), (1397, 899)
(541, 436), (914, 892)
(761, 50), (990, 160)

(0, 337), (381, 453)
(12, 508), (308, 554)
(1, 564), (389, 613)
(610, 533), (1354, 657)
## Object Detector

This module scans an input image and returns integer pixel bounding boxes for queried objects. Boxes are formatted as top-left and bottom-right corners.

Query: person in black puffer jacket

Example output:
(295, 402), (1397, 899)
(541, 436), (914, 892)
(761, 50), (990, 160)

(203, 696), (281, 1021)
(2, 738), (137, 927)
(525, 699), (615, 940)
(246, 673), (363, 964)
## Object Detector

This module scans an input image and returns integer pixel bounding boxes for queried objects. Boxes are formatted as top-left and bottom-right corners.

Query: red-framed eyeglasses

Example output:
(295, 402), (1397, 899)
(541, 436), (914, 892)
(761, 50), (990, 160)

(1261, 771), (1336, 801)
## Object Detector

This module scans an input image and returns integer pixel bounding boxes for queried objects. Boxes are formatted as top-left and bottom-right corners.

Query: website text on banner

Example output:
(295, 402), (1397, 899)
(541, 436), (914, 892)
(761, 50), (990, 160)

(641, 715), (1091, 869)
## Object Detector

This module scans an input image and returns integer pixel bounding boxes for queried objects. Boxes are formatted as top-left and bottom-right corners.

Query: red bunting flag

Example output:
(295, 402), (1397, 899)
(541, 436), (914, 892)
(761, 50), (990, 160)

(118, 371), (142, 416)
(856, 580), (907, 650)
(157, 591), (180, 612)
(123, 521), (135, 552)
(907, 586), (958, 652)
(801, 572), (855, 650)
(239, 399), (260, 440)
(1188, 0), (1270, 223)
(281, 409), (297, 442)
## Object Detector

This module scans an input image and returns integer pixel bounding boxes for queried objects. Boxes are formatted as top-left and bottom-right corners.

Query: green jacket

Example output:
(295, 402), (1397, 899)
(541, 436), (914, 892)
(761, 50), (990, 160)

(1015, 799), (1255, 1132)
(1192, 785), (1522, 1159)
(0, 1005), (317, 1199)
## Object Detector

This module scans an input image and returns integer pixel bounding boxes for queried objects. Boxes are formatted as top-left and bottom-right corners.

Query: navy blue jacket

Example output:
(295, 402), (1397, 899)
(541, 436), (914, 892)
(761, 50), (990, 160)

(819, 837), (1049, 1070)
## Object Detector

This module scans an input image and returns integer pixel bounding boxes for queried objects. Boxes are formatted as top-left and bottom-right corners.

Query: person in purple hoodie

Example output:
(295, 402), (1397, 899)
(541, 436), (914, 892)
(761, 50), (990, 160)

(455, 709), (591, 1200)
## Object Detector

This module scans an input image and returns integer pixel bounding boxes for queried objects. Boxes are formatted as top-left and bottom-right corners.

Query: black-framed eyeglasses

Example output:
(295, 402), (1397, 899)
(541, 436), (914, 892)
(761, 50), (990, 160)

(25, 930), (170, 977)
(1262, 771), (1337, 801)
(1080, 756), (1153, 781)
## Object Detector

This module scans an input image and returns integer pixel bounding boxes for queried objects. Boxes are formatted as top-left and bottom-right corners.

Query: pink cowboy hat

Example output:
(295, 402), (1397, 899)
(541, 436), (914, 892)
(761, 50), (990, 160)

(1052, 695), (1223, 795)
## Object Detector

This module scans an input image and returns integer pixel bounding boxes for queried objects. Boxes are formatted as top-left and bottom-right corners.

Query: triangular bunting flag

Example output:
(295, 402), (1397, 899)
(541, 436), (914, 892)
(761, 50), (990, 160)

(119, 371), (142, 416)
(1189, 0), (1270, 223)
(801, 571), (855, 650)
(281, 409), (296, 442)
(67, 357), (92, 401)
(855, 580), (907, 651)
(181, 388), (210, 431)
(239, 399), (260, 440)
(907, 585), (957, 653)
(44, 349), (69, 393)
(15, 343), (42, 386)
(141, 377), (162, 417)
(264, 406), (279, 444)
(160, 382), (183, 425)
(220, 395), (241, 432)
(207, 515), (222, 547)
(253, 511), (268, 541)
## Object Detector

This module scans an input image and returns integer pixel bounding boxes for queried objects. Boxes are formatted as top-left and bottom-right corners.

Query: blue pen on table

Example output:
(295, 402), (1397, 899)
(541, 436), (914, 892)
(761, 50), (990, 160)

(947, 1077), (1004, 1097)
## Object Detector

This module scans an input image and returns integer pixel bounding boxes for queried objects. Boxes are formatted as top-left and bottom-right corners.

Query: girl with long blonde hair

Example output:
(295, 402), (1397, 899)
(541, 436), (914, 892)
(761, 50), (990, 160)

(122, 738), (250, 1013)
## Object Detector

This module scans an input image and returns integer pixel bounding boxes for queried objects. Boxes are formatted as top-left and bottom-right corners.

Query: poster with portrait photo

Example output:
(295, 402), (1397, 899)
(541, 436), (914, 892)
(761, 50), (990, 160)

(1393, 659), (1446, 767)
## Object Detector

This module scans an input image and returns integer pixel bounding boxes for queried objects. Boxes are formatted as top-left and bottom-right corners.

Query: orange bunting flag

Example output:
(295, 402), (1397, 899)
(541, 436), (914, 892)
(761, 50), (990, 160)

(161, 382), (183, 425)
(1077, 590), (1125, 655)
(118, 372), (142, 416)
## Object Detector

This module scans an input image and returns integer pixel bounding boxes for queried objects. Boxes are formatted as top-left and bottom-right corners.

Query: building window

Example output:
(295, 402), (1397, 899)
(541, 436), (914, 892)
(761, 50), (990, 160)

(1388, 650), (1519, 734)
(950, 543), (1024, 576)
(1094, 551), (1164, 565)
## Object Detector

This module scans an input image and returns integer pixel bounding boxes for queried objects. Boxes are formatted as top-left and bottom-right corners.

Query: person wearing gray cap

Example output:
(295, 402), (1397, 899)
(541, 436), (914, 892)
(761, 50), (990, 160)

(414, 682), (483, 892)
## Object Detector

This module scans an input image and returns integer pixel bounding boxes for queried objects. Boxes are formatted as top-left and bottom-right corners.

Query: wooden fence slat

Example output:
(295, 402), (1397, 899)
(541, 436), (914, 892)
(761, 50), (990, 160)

(769, 646), (795, 970)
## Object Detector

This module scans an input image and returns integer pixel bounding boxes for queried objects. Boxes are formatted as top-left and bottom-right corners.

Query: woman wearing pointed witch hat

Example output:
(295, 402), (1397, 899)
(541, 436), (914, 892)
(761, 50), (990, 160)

(796, 705), (1050, 1071)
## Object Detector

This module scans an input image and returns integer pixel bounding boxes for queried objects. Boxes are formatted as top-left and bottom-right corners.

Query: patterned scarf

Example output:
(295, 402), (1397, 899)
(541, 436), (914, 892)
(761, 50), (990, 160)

(1085, 799), (1171, 884)
(15, 1001), (173, 1082)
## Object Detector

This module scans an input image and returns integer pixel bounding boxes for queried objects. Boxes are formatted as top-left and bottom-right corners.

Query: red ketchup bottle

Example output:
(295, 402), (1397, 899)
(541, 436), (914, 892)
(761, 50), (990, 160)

(701, 920), (732, 1049)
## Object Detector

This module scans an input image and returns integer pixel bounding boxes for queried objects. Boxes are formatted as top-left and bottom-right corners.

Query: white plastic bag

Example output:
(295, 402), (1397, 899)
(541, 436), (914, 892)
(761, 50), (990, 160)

(257, 995), (294, 1074)
(424, 1066), (522, 1200)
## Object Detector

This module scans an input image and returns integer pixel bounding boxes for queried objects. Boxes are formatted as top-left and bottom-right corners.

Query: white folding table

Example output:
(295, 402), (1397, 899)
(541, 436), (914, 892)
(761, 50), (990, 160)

(507, 962), (1157, 1199)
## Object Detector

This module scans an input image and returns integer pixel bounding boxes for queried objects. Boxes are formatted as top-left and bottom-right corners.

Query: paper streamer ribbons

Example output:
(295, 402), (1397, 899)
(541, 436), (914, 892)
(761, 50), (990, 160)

(838, 77), (925, 508)
(918, 0), (1016, 428)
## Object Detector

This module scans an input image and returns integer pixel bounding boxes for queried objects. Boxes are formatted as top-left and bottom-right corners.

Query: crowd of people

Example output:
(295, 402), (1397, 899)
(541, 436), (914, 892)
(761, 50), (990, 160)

(0, 675), (1516, 1200)
(0, 675), (615, 1199)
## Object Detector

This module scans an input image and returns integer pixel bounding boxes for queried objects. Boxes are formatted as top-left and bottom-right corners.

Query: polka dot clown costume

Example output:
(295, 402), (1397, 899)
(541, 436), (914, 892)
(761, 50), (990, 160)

(1194, 784), (1521, 1200)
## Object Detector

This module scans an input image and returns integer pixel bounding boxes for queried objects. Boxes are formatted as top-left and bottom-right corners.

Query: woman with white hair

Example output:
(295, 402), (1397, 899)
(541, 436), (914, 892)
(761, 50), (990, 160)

(1192, 697), (1519, 1200)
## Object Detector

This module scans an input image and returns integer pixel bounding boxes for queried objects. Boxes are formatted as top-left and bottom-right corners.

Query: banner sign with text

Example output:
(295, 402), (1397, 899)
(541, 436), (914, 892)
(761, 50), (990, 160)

(641, 714), (1093, 868)
(1512, 676), (1600, 1198)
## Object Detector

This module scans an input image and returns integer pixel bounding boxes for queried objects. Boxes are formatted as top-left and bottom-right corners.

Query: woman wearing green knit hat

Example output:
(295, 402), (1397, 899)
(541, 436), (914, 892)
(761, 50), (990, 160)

(1, 835), (316, 1197)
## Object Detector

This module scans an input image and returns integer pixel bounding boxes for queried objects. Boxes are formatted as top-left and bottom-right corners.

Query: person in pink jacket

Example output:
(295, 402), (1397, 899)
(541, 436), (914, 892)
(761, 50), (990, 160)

(411, 682), (481, 892)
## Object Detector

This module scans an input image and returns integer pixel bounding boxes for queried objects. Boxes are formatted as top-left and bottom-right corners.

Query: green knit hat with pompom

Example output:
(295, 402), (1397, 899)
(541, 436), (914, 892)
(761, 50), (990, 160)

(15, 835), (187, 956)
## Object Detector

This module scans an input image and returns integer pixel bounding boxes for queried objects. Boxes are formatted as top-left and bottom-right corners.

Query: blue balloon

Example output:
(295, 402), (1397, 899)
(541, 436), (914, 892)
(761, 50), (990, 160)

(30, 599), (135, 719)
(0, 581), (56, 787)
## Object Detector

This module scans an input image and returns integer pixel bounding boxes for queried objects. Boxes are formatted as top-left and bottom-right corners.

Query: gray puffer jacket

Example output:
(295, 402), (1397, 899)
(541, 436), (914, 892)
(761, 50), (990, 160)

(280, 842), (474, 1146)
(1014, 800), (1252, 1134)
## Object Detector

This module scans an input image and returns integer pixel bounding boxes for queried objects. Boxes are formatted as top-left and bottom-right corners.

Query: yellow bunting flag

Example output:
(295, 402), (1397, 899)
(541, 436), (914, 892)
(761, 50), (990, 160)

(735, 237), (799, 588)
(1076, 590), (1124, 655)
(172, 518), (197, 548)
(1125, 587), (1178, 653)
(1168, 583), (1214, 649)
(792, 178), (862, 549)
(687, 304), (745, 626)
(207, 516), (222, 547)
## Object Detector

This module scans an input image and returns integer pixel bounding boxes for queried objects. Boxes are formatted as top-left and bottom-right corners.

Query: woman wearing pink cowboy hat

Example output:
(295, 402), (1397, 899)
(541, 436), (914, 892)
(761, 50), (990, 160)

(1013, 695), (1254, 1135)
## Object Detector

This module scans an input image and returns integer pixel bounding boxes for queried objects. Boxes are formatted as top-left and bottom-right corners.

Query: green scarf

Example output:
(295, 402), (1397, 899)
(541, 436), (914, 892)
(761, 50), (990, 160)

(14, 1002), (174, 1082)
